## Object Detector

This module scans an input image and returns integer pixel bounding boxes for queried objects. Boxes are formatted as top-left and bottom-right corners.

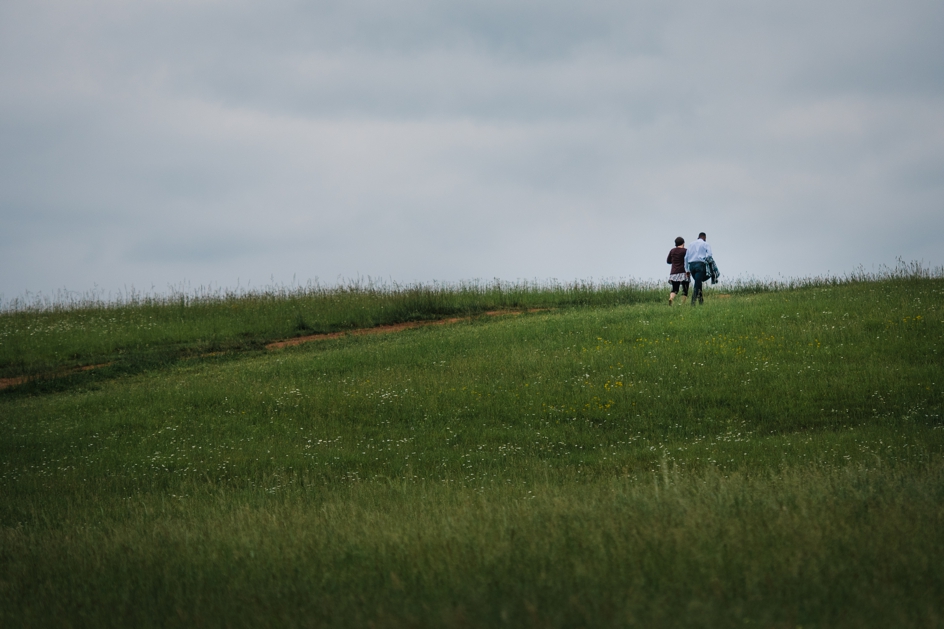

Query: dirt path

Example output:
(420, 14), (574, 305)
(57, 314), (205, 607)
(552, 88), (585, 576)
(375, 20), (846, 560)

(0, 363), (112, 391)
(265, 318), (462, 349)
(265, 309), (539, 350)
(0, 310), (545, 390)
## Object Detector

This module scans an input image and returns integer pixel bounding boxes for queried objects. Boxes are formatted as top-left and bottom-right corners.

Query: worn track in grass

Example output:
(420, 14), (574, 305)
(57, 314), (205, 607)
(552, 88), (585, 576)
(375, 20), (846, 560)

(265, 309), (542, 349)
(0, 309), (545, 390)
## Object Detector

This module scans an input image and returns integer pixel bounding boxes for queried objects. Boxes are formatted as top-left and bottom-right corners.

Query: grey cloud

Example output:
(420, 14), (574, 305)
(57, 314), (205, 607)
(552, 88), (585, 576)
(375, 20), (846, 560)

(1, 0), (943, 298)
(114, 0), (668, 59)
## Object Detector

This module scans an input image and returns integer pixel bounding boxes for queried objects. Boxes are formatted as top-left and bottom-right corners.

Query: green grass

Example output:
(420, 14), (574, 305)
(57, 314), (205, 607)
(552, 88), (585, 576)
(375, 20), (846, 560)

(0, 279), (663, 382)
(1, 274), (943, 627)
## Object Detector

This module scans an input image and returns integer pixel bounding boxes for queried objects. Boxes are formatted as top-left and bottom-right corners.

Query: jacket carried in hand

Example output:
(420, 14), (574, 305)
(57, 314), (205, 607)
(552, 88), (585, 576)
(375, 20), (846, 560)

(705, 256), (720, 285)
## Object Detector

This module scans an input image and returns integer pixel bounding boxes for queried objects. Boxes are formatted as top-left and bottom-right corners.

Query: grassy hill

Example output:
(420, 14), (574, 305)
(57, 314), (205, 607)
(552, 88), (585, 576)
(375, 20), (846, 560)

(2, 275), (943, 627)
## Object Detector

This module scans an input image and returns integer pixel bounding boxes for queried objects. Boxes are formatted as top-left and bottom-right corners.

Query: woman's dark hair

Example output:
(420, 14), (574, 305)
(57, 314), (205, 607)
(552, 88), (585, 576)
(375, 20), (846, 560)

(675, 237), (685, 246)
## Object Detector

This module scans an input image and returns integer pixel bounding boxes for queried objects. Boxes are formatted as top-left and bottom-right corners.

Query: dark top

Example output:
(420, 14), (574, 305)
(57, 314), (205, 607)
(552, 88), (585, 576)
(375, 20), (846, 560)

(666, 247), (687, 275)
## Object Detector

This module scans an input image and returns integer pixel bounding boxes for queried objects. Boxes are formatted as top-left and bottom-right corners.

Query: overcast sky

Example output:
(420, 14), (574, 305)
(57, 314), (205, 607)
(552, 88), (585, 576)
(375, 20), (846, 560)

(2, 0), (943, 300)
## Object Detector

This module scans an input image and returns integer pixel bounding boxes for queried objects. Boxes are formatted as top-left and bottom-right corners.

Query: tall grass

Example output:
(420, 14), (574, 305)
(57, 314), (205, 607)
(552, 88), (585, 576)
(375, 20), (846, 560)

(3, 465), (943, 628)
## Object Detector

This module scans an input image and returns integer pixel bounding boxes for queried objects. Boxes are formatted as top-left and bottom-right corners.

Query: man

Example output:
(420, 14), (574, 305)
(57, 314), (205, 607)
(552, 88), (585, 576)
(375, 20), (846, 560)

(684, 232), (713, 306)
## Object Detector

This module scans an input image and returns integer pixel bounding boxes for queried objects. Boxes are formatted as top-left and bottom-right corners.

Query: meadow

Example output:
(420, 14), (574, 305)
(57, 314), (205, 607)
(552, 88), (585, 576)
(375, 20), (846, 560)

(1, 271), (943, 627)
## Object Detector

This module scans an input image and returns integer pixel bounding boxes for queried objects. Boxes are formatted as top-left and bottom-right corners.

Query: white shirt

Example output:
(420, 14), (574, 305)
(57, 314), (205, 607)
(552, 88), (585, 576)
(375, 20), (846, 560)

(684, 239), (713, 272)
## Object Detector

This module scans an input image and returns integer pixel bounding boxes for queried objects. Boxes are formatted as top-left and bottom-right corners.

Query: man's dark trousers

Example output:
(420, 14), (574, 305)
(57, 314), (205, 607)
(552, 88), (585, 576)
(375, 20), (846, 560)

(689, 261), (707, 305)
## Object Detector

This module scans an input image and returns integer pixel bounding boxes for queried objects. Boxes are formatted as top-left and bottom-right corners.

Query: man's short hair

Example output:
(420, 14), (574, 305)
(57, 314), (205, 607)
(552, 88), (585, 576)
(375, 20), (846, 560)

(698, 232), (707, 239)
(675, 236), (685, 246)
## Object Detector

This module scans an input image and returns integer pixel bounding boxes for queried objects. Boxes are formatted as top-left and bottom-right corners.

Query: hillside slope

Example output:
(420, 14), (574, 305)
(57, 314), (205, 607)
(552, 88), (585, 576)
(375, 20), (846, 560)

(2, 278), (943, 627)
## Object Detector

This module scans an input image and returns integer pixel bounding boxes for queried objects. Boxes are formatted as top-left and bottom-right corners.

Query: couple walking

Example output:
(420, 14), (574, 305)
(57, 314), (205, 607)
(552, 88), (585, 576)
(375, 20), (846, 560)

(665, 232), (717, 306)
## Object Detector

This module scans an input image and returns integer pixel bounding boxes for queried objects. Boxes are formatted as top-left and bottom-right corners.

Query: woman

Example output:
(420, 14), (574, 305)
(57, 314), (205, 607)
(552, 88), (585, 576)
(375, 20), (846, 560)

(666, 236), (690, 306)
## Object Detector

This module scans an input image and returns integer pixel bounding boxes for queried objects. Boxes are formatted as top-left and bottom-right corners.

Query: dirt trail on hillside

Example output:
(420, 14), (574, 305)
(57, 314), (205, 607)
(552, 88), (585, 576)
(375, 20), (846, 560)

(265, 318), (461, 349)
(0, 363), (112, 391)
(0, 309), (545, 390)
(265, 309), (542, 349)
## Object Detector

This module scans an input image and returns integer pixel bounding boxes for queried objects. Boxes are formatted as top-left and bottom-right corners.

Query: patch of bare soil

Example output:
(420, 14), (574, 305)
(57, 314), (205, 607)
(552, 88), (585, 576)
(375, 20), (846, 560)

(0, 363), (112, 391)
(483, 308), (546, 316)
(266, 318), (463, 349)
(266, 309), (547, 350)
(0, 376), (30, 390)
